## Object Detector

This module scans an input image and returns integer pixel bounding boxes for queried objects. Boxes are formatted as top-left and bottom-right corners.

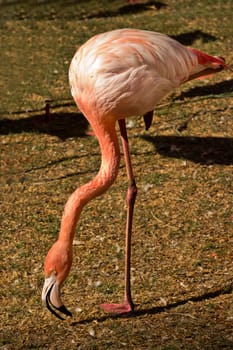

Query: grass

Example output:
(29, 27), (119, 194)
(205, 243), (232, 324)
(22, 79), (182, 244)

(1, 0), (233, 349)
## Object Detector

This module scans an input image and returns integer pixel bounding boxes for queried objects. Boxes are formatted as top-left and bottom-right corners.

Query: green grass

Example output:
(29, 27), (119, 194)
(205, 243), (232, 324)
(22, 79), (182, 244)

(1, 0), (233, 349)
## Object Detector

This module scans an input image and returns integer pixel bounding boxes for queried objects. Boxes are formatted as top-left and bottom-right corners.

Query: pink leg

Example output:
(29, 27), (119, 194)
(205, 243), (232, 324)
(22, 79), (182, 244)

(101, 119), (137, 315)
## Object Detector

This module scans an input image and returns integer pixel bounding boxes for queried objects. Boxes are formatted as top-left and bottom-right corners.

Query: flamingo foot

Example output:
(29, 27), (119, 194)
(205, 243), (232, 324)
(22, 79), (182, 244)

(100, 301), (134, 315)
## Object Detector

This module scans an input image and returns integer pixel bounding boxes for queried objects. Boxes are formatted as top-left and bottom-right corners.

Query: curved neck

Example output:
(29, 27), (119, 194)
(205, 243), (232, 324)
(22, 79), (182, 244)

(58, 119), (120, 244)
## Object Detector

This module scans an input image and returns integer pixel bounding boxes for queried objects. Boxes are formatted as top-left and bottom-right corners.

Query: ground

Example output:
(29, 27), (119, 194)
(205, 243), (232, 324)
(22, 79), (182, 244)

(0, 0), (233, 349)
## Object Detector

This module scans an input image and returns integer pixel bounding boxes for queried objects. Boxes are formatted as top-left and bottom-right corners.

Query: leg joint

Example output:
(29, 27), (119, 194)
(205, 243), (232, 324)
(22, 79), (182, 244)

(126, 179), (137, 205)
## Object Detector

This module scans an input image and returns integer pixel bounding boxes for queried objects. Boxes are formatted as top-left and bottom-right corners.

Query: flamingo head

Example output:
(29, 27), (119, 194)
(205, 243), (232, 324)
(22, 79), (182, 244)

(42, 241), (73, 320)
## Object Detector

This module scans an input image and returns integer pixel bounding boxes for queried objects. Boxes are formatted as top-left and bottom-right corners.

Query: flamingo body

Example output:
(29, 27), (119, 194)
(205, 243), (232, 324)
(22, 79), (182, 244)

(42, 28), (228, 319)
(69, 29), (219, 121)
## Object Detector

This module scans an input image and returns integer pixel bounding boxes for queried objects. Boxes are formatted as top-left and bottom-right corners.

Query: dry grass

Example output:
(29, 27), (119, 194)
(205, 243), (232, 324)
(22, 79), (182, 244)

(1, 0), (233, 349)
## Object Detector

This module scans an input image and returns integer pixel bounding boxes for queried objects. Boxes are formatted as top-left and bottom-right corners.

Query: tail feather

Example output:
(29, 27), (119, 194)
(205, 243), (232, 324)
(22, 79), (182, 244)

(189, 47), (227, 68)
(187, 47), (232, 81)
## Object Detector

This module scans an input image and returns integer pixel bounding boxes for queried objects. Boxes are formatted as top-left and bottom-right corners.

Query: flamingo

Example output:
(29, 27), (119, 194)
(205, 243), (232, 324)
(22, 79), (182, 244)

(42, 28), (230, 320)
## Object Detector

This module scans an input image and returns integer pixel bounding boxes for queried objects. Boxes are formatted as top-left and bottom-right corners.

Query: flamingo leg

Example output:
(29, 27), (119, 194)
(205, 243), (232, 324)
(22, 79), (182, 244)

(101, 119), (137, 315)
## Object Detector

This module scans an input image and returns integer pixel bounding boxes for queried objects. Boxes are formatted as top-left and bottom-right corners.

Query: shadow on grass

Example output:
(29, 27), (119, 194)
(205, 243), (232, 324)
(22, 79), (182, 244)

(72, 280), (233, 325)
(142, 135), (233, 165)
(0, 0), (167, 21)
(172, 30), (216, 45)
(85, 1), (167, 19)
(2, 112), (232, 166)
(1, 118), (232, 166)
(0, 111), (89, 140)
(175, 79), (233, 100)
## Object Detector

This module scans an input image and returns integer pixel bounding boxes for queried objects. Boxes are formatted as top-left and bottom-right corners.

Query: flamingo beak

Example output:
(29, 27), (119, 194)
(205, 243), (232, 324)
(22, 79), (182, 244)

(42, 274), (72, 320)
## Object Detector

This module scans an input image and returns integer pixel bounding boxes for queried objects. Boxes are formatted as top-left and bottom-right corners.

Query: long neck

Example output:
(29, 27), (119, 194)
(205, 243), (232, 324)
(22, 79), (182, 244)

(58, 117), (120, 244)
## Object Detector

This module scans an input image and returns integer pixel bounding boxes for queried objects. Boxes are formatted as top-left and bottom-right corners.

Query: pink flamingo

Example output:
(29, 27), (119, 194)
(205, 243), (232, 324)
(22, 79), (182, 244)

(42, 28), (230, 319)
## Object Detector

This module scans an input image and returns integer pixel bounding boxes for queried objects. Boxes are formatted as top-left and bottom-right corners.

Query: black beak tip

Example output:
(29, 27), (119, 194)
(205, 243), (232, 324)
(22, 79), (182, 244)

(45, 284), (72, 320)
(57, 304), (73, 317)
